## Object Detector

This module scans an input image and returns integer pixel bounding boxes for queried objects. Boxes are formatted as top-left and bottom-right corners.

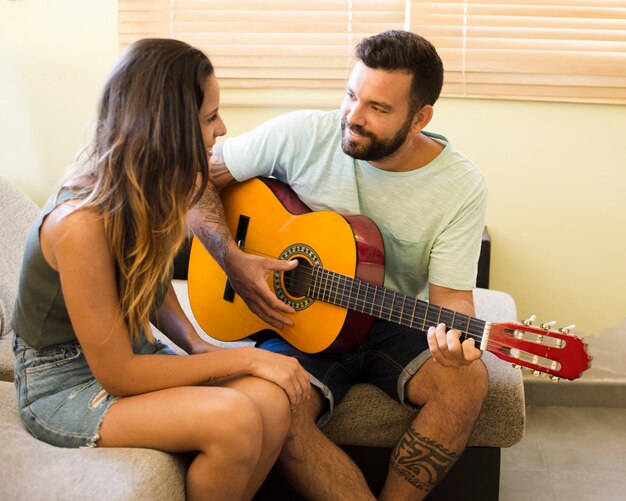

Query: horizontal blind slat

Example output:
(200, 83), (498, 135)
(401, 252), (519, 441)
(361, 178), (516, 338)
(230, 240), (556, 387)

(118, 0), (626, 105)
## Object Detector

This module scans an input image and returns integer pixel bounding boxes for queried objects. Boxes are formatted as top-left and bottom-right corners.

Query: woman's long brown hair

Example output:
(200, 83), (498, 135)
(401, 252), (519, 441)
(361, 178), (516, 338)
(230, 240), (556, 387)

(69, 39), (212, 343)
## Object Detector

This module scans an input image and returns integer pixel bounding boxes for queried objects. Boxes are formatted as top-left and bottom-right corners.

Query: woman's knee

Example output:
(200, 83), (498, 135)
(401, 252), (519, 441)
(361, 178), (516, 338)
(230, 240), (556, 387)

(229, 377), (292, 432)
(255, 378), (291, 423)
(196, 390), (264, 462)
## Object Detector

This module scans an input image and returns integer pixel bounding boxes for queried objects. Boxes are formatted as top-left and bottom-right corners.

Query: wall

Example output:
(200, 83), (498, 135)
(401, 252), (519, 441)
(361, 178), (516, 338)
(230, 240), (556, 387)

(2, 0), (625, 343)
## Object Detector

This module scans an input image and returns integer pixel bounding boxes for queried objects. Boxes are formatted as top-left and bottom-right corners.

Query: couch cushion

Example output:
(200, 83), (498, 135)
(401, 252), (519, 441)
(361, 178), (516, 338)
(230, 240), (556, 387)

(0, 334), (13, 382)
(0, 177), (40, 338)
(320, 351), (525, 448)
(0, 177), (41, 381)
(0, 381), (187, 500)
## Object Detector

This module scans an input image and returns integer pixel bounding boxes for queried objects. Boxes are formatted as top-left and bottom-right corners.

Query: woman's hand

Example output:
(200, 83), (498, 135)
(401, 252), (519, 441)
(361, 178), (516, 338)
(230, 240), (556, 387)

(188, 338), (224, 354)
(247, 348), (310, 411)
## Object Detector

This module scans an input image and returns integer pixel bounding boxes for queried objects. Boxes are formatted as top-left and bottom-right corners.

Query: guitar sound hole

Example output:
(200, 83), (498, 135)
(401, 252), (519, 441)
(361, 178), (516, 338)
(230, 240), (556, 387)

(283, 260), (313, 298)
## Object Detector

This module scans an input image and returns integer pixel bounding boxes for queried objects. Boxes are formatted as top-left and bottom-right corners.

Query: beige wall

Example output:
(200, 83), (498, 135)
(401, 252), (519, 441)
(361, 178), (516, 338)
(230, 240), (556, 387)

(2, 0), (625, 340)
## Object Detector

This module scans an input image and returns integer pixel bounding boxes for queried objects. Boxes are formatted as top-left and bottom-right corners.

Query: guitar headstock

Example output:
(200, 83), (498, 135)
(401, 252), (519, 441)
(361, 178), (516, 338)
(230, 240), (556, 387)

(487, 315), (592, 381)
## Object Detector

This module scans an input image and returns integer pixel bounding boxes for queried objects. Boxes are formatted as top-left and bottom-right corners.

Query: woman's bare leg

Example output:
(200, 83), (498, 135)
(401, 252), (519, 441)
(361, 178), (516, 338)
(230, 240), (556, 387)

(218, 376), (291, 499)
(97, 382), (288, 501)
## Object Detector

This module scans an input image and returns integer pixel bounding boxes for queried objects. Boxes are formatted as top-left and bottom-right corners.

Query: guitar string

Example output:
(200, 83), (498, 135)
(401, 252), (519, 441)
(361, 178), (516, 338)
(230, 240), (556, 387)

(227, 249), (570, 369)
(269, 258), (483, 331)
(279, 265), (490, 344)
(278, 266), (535, 358)
(231, 249), (519, 351)
(205, 247), (568, 373)
(207, 248), (565, 374)
(282, 265), (559, 364)
(229, 248), (516, 349)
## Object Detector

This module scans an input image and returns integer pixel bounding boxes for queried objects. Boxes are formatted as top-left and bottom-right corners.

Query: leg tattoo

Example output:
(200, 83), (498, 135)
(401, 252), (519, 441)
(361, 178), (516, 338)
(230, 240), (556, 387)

(390, 427), (459, 492)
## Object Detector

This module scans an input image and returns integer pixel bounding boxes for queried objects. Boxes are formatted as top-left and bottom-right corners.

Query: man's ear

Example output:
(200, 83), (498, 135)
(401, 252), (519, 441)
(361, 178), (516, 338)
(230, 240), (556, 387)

(411, 105), (434, 134)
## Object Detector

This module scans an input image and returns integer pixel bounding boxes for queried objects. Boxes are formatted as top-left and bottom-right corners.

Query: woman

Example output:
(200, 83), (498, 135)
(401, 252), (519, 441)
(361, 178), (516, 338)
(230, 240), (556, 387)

(12, 38), (310, 501)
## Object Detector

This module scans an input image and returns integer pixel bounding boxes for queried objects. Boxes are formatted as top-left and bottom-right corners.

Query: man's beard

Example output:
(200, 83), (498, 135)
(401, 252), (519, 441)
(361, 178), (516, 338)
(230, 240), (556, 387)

(340, 114), (413, 161)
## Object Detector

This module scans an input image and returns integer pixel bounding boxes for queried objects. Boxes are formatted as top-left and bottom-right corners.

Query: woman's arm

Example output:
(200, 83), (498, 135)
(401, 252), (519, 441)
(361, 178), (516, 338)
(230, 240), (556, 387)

(41, 202), (310, 408)
(151, 284), (218, 354)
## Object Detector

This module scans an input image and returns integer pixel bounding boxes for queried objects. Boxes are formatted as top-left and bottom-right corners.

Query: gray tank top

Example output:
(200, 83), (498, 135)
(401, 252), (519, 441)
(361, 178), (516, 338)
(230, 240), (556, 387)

(12, 188), (170, 350)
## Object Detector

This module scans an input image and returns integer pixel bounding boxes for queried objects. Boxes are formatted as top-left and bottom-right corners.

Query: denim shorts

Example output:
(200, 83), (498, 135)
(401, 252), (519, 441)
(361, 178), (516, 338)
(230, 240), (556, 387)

(13, 332), (174, 448)
(257, 319), (431, 425)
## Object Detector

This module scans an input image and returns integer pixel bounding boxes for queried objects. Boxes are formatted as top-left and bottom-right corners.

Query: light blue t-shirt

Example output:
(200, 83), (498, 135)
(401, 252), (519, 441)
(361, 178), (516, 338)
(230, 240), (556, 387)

(223, 109), (487, 300)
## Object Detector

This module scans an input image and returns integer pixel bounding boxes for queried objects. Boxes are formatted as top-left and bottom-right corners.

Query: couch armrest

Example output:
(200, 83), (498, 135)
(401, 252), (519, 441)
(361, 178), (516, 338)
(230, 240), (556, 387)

(473, 287), (517, 323)
(0, 177), (42, 382)
(0, 177), (40, 339)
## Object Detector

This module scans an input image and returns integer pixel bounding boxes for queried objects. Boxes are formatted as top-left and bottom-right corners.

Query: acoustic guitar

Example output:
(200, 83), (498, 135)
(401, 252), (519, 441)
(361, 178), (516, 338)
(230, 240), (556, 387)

(188, 177), (592, 381)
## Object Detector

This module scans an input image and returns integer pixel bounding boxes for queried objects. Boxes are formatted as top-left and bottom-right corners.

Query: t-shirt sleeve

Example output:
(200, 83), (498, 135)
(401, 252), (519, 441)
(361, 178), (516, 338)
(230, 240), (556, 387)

(221, 110), (315, 182)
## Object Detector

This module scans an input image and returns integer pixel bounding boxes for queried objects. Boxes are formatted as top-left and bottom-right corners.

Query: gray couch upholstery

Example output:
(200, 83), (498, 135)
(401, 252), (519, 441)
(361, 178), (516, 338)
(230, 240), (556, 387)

(0, 176), (525, 500)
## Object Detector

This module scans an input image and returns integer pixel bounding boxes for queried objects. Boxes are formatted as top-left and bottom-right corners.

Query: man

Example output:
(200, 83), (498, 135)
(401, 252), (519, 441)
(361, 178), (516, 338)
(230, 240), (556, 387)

(190, 30), (489, 500)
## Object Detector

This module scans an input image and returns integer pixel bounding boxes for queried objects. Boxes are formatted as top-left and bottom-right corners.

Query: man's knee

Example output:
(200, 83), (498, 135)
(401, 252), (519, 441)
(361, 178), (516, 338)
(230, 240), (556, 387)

(286, 387), (323, 433)
(459, 360), (489, 415)
(469, 359), (489, 397)
(282, 388), (325, 456)
(406, 358), (489, 410)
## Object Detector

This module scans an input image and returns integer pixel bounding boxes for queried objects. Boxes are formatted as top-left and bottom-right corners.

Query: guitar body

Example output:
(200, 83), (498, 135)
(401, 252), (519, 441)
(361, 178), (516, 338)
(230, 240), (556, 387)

(188, 177), (385, 353)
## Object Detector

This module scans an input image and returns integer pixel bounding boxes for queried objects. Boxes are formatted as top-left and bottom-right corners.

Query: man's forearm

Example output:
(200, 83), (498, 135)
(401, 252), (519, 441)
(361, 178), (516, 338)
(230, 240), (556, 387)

(189, 145), (238, 267)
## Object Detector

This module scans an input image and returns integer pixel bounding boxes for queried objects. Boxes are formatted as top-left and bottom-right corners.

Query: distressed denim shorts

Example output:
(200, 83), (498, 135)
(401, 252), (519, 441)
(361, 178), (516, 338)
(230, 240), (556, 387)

(13, 332), (174, 448)
(257, 319), (431, 425)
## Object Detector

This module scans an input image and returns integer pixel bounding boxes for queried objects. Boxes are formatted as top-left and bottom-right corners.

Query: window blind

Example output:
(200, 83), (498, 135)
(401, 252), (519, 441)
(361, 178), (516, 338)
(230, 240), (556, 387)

(118, 0), (405, 102)
(118, 0), (626, 105)
(412, 0), (626, 104)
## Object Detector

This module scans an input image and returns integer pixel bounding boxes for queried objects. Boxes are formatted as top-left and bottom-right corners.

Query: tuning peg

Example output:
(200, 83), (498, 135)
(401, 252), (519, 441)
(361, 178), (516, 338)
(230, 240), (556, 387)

(540, 321), (557, 329)
(512, 364), (522, 370)
(559, 324), (576, 334)
(549, 376), (560, 382)
(522, 314), (537, 326)
(532, 370), (542, 377)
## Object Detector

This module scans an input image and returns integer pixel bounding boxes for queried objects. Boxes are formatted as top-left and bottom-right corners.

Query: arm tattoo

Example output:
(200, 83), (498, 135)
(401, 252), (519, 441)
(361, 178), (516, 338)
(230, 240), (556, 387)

(208, 147), (236, 187)
(193, 183), (232, 264)
(204, 374), (235, 383)
(390, 427), (459, 492)
(191, 145), (238, 264)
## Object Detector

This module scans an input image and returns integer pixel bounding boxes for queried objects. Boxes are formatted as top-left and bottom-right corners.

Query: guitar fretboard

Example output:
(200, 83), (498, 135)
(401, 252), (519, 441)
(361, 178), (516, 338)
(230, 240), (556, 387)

(307, 266), (488, 341)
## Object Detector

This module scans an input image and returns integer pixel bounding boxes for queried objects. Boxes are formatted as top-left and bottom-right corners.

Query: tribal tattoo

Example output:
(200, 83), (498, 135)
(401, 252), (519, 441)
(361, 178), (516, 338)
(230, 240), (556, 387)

(390, 427), (459, 492)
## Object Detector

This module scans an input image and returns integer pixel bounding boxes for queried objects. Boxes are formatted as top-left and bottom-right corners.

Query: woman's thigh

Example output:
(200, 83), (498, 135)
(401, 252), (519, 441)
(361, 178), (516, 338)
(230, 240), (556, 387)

(97, 385), (264, 452)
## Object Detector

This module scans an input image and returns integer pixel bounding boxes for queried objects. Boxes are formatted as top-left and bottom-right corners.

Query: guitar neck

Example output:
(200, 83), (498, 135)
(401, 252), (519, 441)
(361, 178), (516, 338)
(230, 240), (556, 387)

(308, 266), (489, 344)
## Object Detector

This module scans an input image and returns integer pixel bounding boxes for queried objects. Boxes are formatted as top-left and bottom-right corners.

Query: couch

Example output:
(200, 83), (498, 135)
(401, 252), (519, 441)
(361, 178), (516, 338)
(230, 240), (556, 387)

(0, 176), (525, 500)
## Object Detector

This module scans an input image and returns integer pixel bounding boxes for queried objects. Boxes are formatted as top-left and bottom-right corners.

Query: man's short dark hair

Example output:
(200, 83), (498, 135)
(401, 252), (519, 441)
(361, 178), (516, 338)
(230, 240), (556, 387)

(354, 30), (444, 114)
